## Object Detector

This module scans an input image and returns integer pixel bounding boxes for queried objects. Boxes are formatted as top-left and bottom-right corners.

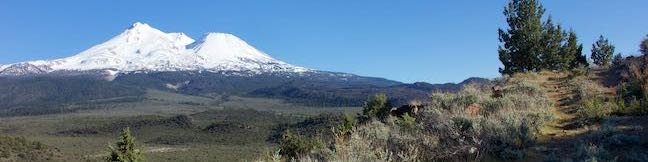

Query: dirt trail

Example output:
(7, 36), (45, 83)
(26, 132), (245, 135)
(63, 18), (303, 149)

(540, 73), (590, 138)
(526, 72), (593, 160)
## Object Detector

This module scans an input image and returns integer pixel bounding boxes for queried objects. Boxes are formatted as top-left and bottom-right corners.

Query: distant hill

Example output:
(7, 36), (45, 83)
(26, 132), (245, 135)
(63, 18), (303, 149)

(0, 71), (489, 115)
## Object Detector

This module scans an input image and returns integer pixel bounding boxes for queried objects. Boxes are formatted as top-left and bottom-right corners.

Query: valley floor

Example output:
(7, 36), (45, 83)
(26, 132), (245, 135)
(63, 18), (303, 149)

(0, 90), (359, 162)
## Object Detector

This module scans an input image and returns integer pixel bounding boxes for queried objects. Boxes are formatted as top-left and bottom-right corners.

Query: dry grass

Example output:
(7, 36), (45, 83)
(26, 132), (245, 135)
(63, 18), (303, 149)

(269, 75), (554, 161)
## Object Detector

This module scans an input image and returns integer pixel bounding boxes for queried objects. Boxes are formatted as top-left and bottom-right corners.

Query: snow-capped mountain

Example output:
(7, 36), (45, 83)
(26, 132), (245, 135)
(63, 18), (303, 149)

(0, 22), (309, 76)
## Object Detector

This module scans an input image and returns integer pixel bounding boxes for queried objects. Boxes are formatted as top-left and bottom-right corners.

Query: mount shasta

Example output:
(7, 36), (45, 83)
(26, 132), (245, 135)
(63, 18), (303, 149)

(0, 22), (308, 75)
(0, 22), (488, 114)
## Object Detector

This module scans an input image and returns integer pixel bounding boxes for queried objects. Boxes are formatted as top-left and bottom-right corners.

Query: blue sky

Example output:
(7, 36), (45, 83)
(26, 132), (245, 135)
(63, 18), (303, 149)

(1, 1), (647, 83)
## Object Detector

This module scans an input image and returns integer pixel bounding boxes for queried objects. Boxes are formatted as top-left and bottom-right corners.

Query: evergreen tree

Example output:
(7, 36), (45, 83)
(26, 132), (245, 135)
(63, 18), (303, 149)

(641, 34), (648, 56)
(591, 35), (615, 67)
(540, 17), (565, 70)
(612, 53), (623, 66)
(563, 31), (588, 68)
(358, 93), (392, 122)
(106, 127), (143, 162)
(498, 0), (545, 74)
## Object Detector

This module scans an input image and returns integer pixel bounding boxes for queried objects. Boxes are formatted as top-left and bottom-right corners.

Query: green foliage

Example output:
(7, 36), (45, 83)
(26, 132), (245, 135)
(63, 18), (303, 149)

(570, 65), (590, 77)
(619, 98), (648, 115)
(568, 76), (618, 124)
(0, 76), (145, 116)
(271, 113), (347, 145)
(615, 58), (648, 115)
(641, 34), (648, 55)
(612, 53), (624, 67)
(619, 35), (648, 115)
(498, 0), (587, 74)
(564, 31), (589, 69)
(358, 93), (392, 122)
(279, 130), (324, 158)
(498, 0), (546, 74)
(335, 115), (355, 134)
(591, 35), (615, 67)
(0, 136), (60, 161)
(541, 17), (565, 70)
(257, 149), (283, 162)
(578, 97), (613, 122)
(396, 113), (417, 129)
(106, 127), (144, 162)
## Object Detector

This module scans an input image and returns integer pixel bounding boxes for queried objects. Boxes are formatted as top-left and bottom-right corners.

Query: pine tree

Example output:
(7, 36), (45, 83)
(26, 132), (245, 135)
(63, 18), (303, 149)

(540, 17), (565, 70)
(563, 30), (588, 68)
(498, 0), (545, 74)
(106, 127), (143, 162)
(591, 35), (615, 67)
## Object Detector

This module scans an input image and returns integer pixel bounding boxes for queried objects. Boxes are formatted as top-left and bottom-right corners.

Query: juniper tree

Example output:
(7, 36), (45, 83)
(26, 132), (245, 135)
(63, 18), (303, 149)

(540, 17), (565, 70)
(106, 127), (143, 162)
(498, 0), (546, 74)
(591, 35), (615, 67)
(641, 34), (648, 56)
(564, 30), (588, 68)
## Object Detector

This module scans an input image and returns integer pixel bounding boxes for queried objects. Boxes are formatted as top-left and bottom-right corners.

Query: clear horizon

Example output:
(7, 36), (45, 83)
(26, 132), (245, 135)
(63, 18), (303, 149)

(1, 0), (648, 83)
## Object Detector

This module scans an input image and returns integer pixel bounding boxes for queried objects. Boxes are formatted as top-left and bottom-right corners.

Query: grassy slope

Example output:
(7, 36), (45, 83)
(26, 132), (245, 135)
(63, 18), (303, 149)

(528, 70), (648, 161)
(0, 135), (63, 162)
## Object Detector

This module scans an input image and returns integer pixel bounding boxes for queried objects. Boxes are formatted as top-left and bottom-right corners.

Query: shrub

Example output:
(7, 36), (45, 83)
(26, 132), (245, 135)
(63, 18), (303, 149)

(270, 113), (346, 145)
(358, 93), (392, 122)
(279, 130), (324, 158)
(329, 120), (395, 161)
(622, 98), (648, 115)
(395, 114), (417, 129)
(335, 115), (355, 135)
(615, 56), (648, 116)
(255, 148), (283, 162)
(571, 119), (648, 161)
(419, 78), (552, 160)
(274, 75), (554, 161)
(0, 136), (61, 161)
(577, 97), (614, 123)
(572, 142), (614, 162)
(568, 75), (620, 123)
(570, 65), (590, 77)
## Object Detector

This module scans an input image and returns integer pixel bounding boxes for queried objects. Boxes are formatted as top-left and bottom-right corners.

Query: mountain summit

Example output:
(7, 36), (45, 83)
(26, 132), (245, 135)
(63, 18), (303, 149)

(0, 22), (308, 75)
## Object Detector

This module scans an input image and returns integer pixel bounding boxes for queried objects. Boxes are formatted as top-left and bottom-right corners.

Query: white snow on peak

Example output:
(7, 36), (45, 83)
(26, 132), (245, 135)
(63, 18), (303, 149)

(189, 32), (299, 71)
(191, 32), (274, 62)
(1, 22), (309, 75)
